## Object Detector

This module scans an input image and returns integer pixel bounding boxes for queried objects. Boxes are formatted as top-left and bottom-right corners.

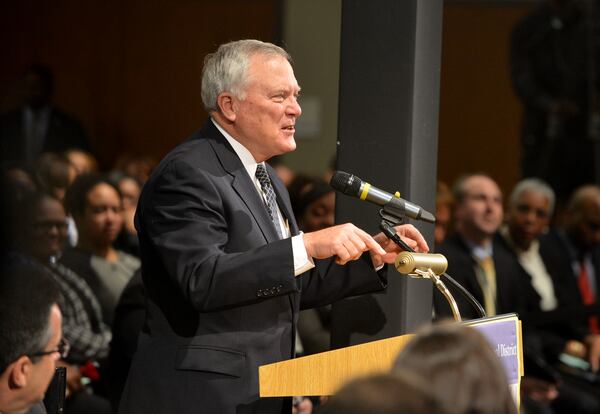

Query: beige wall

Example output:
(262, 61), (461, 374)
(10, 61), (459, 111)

(281, 0), (341, 177)
(438, 2), (535, 196)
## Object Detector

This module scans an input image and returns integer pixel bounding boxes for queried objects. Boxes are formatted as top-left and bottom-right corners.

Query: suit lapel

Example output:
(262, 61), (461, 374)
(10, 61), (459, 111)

(204, 121), (280, 243)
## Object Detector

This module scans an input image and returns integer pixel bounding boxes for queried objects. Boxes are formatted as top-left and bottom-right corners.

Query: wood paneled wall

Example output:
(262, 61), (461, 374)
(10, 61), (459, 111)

(438, 2), (535, 196)
(0, 0), (280, 167)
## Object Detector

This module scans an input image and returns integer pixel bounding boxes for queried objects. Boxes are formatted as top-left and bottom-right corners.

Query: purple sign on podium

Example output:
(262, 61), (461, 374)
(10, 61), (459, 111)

(472, 319), (520, 384)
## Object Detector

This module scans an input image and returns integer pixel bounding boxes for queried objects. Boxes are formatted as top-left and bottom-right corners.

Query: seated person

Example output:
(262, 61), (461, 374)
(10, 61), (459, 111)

(34, 152), (77, 201)
(393, 323), (516, 414)
(502, 178), (600, 413)
(107, 171), (142, 257)
(0, 264), (62, 414)
(538, 185), (600, 367)
(65, 149), (98, 175)
(13, 192), (112, 413)
(61, 173), (140, 326)
(433, 173), (538, 319)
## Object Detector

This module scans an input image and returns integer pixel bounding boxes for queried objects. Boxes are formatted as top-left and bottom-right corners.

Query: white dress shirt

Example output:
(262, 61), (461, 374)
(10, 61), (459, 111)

(212, 119), (314, 276)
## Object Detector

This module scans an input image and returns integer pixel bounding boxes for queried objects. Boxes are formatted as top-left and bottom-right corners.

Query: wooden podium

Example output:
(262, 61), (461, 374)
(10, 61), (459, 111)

(259, 313), (523, 398)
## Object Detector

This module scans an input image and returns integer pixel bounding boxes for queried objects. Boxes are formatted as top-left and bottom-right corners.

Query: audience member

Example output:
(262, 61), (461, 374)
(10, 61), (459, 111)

(538, 185), (600, 367)
(393, 322), (516, 414)
(12, 192), (112, 413)
(0, 264), (63, 414)
(65, 149), (99, 175)
(510, 0), (600, 207)
(61, 173), (140, 326)
(1, 164), (38, 247)
(433, 173), (538, 319)
(107, 171), (141, 257)
(113, 154), (156, 185)
(2, 163), (37, 200)
(502, 179), (600, 413)
(502, 179), (558, 311)
(0, 64), (90, 163)
(34, 152), (77, 201)
(319, 372), (442, 414)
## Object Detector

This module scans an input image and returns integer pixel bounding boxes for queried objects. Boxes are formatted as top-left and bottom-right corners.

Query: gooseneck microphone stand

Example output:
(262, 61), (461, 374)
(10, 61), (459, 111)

(378, 203), (486, 320)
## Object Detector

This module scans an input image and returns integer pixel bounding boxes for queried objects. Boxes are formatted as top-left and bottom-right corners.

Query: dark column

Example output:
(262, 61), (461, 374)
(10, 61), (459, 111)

(331, 0), (443, 347)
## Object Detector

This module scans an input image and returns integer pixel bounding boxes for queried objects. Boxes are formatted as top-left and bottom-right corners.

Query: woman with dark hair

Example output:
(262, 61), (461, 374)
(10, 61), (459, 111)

(393, 323), (517, 414)
(61, 173), (140, 327)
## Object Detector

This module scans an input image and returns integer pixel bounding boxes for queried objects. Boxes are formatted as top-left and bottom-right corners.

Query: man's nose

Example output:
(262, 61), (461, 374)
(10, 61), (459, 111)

(287, 98), (301, 117)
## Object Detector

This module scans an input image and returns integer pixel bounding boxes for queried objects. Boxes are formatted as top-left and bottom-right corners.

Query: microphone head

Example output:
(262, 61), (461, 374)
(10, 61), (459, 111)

(330, 171), (361, 195)
(419, 209), (436, 224)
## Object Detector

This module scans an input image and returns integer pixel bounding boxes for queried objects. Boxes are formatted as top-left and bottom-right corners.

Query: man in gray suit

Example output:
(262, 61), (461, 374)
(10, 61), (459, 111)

(119, 39), (428, 414)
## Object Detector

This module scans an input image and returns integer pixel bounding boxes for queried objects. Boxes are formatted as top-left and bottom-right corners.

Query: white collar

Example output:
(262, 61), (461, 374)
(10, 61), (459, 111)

(211, 118), (263, 178)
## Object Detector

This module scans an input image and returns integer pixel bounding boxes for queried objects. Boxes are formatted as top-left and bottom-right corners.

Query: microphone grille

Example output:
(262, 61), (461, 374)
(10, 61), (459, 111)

(330, 171), (361, 195)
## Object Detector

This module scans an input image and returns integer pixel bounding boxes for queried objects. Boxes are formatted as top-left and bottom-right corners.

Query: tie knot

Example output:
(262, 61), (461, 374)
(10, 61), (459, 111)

(255, 164), (271, 185)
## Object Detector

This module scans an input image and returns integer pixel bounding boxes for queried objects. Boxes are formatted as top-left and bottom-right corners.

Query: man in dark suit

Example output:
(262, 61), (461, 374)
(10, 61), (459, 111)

(434, 173), (539, 320)
(118, 40), (428, 414)
(539, 185), (600, 367)
(0, 65), (90, 163)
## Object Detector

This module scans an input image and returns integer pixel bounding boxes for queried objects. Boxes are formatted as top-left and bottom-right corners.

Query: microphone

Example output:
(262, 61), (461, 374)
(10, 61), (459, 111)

(330, 171), (436, 223)
(395, 252), (448, 276)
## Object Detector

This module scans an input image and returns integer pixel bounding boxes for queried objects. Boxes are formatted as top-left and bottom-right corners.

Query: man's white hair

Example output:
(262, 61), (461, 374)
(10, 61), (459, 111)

(509, 178), (555, 216)
(201, 39), (291, 112)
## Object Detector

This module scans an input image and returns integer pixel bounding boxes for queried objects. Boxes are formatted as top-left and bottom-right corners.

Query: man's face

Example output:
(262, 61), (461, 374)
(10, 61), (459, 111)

(507, 190), (551, 250)
(299, 192), (335, 233)
(25, 305), (62, 412)
(455, 176), (503, 241)
(80, 183), (123, 247)
(571, 199), (600, 250)
(229, 54), (301, 162)
(26, 198), (68, 260)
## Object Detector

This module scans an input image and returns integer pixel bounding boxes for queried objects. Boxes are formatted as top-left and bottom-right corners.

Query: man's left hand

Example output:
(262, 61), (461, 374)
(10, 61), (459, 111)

(370, 224), (429, 268)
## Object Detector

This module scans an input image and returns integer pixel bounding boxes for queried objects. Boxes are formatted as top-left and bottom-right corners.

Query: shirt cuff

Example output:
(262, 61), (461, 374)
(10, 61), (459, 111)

(292, 232), (315, 277)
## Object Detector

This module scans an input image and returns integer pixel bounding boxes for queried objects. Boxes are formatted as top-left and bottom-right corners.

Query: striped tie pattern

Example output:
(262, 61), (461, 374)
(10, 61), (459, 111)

(255, 164), (284, 239)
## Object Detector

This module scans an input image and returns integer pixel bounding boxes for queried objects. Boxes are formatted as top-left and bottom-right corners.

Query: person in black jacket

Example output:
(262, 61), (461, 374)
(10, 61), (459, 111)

(510, 0), (600, 207)
(434, 173), (539, 319)
(0, 65), (90, 163)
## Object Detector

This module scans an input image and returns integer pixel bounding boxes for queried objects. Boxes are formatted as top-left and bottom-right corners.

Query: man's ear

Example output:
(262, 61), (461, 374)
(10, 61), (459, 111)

(217, 93), (237, 122)
(8, 356), (31, 389)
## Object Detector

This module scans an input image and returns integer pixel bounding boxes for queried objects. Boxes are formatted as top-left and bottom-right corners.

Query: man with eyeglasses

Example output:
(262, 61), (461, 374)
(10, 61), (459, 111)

(0, 264), (63, 414)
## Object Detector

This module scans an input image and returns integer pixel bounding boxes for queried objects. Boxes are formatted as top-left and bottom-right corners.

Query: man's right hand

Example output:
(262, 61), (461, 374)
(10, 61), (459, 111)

(303, 223), (387, 265)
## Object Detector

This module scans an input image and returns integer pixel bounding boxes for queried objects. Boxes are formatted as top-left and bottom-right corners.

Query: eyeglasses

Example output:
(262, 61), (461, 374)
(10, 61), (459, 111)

(33, 220), (68, 232)
(29, 338), (70, 360)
